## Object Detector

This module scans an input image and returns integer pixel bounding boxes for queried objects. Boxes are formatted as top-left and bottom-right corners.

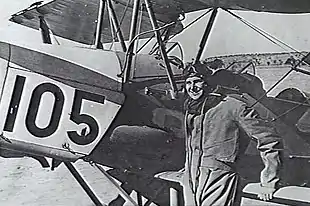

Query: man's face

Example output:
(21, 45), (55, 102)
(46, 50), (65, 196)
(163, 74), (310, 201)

(185, 76), (205, 100)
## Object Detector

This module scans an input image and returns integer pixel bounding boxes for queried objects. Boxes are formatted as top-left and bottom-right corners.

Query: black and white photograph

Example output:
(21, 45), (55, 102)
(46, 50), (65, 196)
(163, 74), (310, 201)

(1, 1), (310, 205)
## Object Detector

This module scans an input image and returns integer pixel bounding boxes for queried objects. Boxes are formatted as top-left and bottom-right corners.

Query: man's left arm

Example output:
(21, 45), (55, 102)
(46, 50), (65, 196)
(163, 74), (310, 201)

(236, 103), (283, 201)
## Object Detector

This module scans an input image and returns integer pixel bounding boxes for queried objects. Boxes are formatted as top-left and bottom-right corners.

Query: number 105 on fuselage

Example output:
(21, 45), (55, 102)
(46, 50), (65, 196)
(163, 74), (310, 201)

(0, 67), (121, 155)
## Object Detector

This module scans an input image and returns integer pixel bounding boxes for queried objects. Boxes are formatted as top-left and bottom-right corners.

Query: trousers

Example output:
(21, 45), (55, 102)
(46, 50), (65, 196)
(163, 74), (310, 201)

(182, 166), (239, 206)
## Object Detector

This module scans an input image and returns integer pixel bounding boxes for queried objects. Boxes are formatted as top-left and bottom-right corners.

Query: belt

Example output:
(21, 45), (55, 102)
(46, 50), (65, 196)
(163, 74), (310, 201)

(190, 154), (236, 172)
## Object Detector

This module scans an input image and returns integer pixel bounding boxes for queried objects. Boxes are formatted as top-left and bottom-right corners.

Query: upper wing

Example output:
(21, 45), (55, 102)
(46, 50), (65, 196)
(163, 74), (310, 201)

(9, 0), (310, 45)
(214, 0), (310, 13)
(9, 0), (184, 45)
(112, 0), (310, 14)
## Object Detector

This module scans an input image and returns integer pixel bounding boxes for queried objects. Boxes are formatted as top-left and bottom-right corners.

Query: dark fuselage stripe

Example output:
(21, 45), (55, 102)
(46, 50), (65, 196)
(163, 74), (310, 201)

(0, 42), (124, 105)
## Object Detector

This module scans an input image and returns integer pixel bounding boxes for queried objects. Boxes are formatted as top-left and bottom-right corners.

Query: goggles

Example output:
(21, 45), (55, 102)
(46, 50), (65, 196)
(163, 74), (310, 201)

(183, 63), (212, 80)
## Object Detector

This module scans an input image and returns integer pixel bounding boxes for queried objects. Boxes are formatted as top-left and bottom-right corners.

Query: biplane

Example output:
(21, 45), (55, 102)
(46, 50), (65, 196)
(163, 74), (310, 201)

(1, 0), (310, 205)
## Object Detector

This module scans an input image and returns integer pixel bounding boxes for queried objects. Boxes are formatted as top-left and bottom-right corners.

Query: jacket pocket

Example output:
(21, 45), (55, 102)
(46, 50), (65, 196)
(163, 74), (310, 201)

(204, 137), (239, 162)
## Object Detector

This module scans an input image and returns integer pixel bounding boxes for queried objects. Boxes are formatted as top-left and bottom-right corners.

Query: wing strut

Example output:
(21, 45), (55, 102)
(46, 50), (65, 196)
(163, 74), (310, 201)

(194, 8), (218, 64)
(65, 160), (142, 206)
(64, 162), (105, 206)
(144, 0), (178, 98)
(95, 0), (106, 49)
(94, 164), (140, 206)
(107, 0), (127, 52)
(39, 16), (52, 44)
(124, 0), (141, 83)
(122, 0), (179, 98)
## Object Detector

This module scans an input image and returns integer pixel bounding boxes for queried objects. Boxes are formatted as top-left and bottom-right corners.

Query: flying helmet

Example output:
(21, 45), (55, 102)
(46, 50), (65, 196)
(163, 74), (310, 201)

(183, 62), (213, 82)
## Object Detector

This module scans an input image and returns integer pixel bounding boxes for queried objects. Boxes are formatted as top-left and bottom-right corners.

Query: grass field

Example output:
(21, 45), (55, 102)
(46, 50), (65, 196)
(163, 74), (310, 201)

(255, 65), (310, 97)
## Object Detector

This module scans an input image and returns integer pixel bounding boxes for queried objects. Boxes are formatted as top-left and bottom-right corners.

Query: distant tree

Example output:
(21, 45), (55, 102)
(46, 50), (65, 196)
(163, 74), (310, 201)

(279, 59), (283, 65)
(255, 58), (262, 65)
(285, 56), (296, 65)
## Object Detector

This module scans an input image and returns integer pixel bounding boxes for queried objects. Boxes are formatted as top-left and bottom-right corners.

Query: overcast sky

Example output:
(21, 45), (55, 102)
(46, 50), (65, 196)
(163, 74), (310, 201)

(1, 0), (310, 61)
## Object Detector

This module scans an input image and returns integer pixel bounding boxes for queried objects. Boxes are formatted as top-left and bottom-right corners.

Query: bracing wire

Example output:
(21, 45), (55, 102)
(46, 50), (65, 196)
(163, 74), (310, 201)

(223, 9), (309, 64)
(168, 8), (213, 41)
(136, 34), (155, 53)
(93, 0), (130, 49)
(119, 22), (176, 76)
(136, 8), (212, 54)
(108, 8), (117, 50)
(250, 53), (310, 107)
(271, 97), (310, 122)
(114, 0), (131, 36)
(222, 8), (310, 110)
(132, 1), (144, 69)
(173, 42), (184, 61)
(225, 9), (291, 51)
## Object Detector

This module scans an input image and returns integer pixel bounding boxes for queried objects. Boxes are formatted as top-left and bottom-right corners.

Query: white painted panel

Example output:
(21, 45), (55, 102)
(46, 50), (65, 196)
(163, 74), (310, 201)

(0, 65), (122, 155)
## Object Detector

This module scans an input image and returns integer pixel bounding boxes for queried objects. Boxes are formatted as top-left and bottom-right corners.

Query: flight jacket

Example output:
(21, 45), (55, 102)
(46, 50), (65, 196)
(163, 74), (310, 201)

(185, 93), (283, 188)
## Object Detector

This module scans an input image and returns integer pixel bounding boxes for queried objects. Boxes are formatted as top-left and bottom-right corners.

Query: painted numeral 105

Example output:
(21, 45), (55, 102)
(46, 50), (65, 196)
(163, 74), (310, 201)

(3, 75), (105, 145)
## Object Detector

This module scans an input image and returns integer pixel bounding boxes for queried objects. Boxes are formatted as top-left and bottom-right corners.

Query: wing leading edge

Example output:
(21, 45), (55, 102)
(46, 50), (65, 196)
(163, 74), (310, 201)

(108, 0), (310, 15)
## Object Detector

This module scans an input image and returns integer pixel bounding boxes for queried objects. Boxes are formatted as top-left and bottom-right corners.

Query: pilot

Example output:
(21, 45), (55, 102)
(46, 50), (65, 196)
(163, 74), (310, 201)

(182, 62), (283, 206)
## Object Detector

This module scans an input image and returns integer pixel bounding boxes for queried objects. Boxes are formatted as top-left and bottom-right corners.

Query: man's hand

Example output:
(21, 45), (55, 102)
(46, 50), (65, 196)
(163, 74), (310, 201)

(257, 185), (276, 201)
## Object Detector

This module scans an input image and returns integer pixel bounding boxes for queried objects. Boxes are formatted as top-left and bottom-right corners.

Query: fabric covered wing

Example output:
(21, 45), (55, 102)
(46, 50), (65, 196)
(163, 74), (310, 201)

(9, 0), (184, 45)
(9, 0), (310, 45)
(112, 0), (310, 14)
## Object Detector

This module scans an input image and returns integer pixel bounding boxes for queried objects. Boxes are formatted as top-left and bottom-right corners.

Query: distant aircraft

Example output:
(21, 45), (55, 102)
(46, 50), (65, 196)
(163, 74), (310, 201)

(1, 0), (310, 205)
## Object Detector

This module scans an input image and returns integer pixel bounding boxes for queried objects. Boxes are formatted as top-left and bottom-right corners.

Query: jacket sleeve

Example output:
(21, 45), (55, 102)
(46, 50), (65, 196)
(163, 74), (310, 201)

(236, 103), (283, 189)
